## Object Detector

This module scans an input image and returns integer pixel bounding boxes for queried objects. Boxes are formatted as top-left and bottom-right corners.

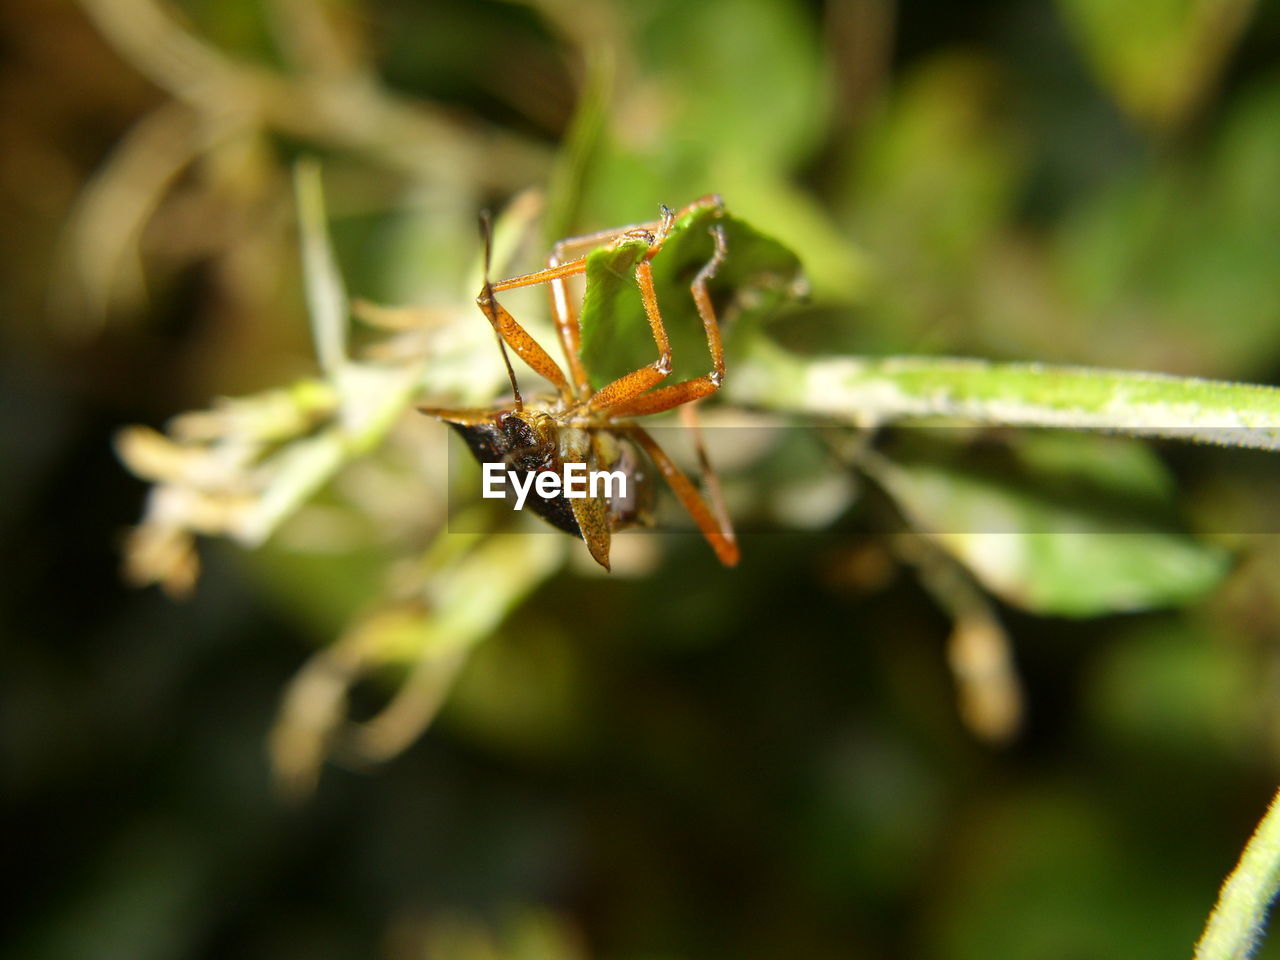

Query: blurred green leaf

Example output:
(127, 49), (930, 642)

(863, 434), (1230, 617)
(564, 0), (867, 301)
(542, 49), (613, 250)
(570, 0), (826, 215)
(1056, 0), (1255, 131)
(837, 54), (1026, 353)
(844, 54), (1024, 272)
(637, 0), (826, 175)
(294, 159), (348, 380)
(1053, 76), (1280, 378)
(1012, 430), (1176, 502)
(1085, 620), (1250, 756)
(930, 788), (1210, 959)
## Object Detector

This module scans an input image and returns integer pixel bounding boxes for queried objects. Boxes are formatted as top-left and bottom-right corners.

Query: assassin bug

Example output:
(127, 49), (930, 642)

(420, 196), (739, 571)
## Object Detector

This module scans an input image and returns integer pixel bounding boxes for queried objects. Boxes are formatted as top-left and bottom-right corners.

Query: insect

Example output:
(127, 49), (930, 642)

(420, 196), (739, 571)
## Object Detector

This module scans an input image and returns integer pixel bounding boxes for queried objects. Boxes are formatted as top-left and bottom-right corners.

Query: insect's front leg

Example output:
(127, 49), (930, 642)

(595, 221), (730, 419)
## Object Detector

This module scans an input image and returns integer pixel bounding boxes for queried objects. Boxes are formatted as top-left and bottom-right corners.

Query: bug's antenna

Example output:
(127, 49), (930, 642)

(480, 210), (523, 412)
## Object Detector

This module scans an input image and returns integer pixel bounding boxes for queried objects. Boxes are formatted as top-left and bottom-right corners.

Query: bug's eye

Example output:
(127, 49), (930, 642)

(499, 415), (535, 447)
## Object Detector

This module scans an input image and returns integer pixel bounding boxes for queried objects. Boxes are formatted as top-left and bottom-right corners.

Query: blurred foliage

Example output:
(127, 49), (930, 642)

(860, 431), (1230, 617)
(6, 0), (1280, 958)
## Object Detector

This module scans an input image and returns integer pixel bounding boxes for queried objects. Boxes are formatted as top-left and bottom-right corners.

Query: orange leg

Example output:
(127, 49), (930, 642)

(488, 256), (590, 292)
(492, 207), (681, 417)
(550, 206), (673, 398)
(546, 241), (610, 399)
(478, 196), (724, 410)
(557, 194), (722, 257)
(543, 196), (724, 397)
(583, 256), (675, 412)
(679, 403), (735, 556)
(547, 195), (718, 266)
(599, 222), (729, 419)
(625, 424), (739, 566)
(486, 257), (591, 401)
(476, 279), (571, 398)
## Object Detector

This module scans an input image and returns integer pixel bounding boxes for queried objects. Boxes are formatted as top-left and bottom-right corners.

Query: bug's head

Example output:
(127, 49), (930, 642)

(443, 408), (557, 473)
(494, 409), (558, 470)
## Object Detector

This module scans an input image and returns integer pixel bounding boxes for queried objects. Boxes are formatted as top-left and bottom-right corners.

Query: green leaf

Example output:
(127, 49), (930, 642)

(576, 233), (652, 391)
(577, 203), (804, 392)
(862, 434), (1230, 617)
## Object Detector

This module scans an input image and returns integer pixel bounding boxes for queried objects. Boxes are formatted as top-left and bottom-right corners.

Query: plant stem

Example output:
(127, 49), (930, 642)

(1196, 787), (1280, 960)
(731, 343), (1280, 451)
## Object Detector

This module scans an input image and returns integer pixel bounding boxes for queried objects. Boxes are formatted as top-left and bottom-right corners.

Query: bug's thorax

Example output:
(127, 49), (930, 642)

(495, 407), (590, 469)
(502, 408), (633, 490)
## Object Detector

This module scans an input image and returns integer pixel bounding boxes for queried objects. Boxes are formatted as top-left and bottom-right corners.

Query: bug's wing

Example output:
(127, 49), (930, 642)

(569, 489), (611, 571)
(558, 431), (612, 571)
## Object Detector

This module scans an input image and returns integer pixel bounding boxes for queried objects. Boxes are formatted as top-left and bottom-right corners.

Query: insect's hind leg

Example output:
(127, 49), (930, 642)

(548, 193), (722, 265)
(594, 220), (729, 419)
(483, 203), (685, 401)
(623, 423), (738, 566)
(546, 196), (725, 382)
